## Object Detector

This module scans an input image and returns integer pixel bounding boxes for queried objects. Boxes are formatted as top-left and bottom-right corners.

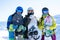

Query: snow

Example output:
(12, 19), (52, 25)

(0, 15), (60, 40)
(0, 30), (9, 40)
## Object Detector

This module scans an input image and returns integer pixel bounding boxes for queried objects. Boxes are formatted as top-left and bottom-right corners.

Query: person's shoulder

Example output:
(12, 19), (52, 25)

(9, 12), (17, 17)
(7, 15), (12, 20)
(8, 14), (15, 20)
(49, 15), (55, 21)
(8, 15), (12, 18)
(49, 16), (54, 19)
(24, 15), (28, 18)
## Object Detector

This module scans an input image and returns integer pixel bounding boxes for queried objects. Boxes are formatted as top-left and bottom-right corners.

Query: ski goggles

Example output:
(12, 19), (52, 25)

(17, 10), (22, 12)
(42, 11), (48, 14)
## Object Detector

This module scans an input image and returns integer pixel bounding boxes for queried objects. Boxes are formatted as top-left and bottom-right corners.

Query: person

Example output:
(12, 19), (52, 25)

(7, 6), (24, 40)
(23, 7), (40, 40)
(38, 7), (56, 40)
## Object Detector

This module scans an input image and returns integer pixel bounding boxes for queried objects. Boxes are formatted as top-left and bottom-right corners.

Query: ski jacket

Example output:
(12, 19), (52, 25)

(7, 13), (23, 30)
(23, 14), (38, 38)
(38, 15), (56, 31)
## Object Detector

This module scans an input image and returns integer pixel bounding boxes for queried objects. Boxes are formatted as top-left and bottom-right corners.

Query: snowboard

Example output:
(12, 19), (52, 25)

(15, 25), (26, 40)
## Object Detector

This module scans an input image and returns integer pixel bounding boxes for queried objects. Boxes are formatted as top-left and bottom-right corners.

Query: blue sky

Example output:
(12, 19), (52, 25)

(0, 0), (60, 21)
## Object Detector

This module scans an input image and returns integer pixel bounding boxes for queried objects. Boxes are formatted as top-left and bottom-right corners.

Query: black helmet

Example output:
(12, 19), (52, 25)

(42, 7), (49, 14)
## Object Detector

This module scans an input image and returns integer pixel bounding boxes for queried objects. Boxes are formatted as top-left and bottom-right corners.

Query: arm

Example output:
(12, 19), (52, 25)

(7, 15), (12, 30)
(50, 17), (56, 30)
(38, 17), (44, 30)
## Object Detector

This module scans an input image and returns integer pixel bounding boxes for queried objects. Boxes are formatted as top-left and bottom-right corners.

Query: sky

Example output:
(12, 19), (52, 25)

(0, 0), (60, 21)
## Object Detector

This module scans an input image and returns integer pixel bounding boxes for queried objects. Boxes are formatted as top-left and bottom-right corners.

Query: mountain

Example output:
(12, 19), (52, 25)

(54, 15), (60, 24)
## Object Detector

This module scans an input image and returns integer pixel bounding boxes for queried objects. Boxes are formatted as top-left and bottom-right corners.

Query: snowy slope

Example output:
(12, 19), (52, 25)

(0, 22), (9, 40)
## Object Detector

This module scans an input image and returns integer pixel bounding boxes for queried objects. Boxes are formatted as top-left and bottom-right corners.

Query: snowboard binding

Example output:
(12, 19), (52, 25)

(15, 25), (26, 40)
(44, 25), (52, 37)
(28, 26), (40, 40)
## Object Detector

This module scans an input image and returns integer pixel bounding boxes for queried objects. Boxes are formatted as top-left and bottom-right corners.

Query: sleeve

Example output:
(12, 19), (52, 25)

(7, 15), (12, 30)
(50, 17), (56, 30)
(38, 17), (44, 30)
(21, 16), (24, 25)
(23, 17), (26, 26)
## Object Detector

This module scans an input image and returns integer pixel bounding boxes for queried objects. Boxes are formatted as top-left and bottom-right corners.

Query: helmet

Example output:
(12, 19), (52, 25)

(42, 7), (49, 14)
(27, 7), (33, 11)
(42, 7), (49, 12)
(16, 6), (23, 13)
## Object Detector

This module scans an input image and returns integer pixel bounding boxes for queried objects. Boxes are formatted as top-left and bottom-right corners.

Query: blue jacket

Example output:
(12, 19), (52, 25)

(7, 14), (24, 30)
(7, 15), (13, 29)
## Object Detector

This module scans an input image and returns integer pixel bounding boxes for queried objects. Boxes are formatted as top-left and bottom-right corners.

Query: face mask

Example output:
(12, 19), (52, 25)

(17, 12), (22, 15)
(43, 14), (48, 18)
(43, 14), (48, 16)
(28, 13), (34, 15)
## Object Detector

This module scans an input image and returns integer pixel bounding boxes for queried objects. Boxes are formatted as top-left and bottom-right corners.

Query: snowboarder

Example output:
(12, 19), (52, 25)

(7, 6), (24, 40)
(23, 7), (40, 40)
(38, 7), (56, 40)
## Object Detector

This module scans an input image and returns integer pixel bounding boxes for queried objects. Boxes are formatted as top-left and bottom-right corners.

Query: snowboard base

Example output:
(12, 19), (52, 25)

(45, 36), (52, 40)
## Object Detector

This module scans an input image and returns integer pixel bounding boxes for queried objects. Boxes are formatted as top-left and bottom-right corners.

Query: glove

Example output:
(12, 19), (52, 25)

(43, 28), (46, 32)
(45, 26), (50, 30)
(43, 26), (50, 33)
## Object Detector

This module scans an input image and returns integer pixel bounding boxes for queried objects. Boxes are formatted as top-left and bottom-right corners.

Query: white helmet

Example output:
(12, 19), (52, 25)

(27, 7), (33, 11)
